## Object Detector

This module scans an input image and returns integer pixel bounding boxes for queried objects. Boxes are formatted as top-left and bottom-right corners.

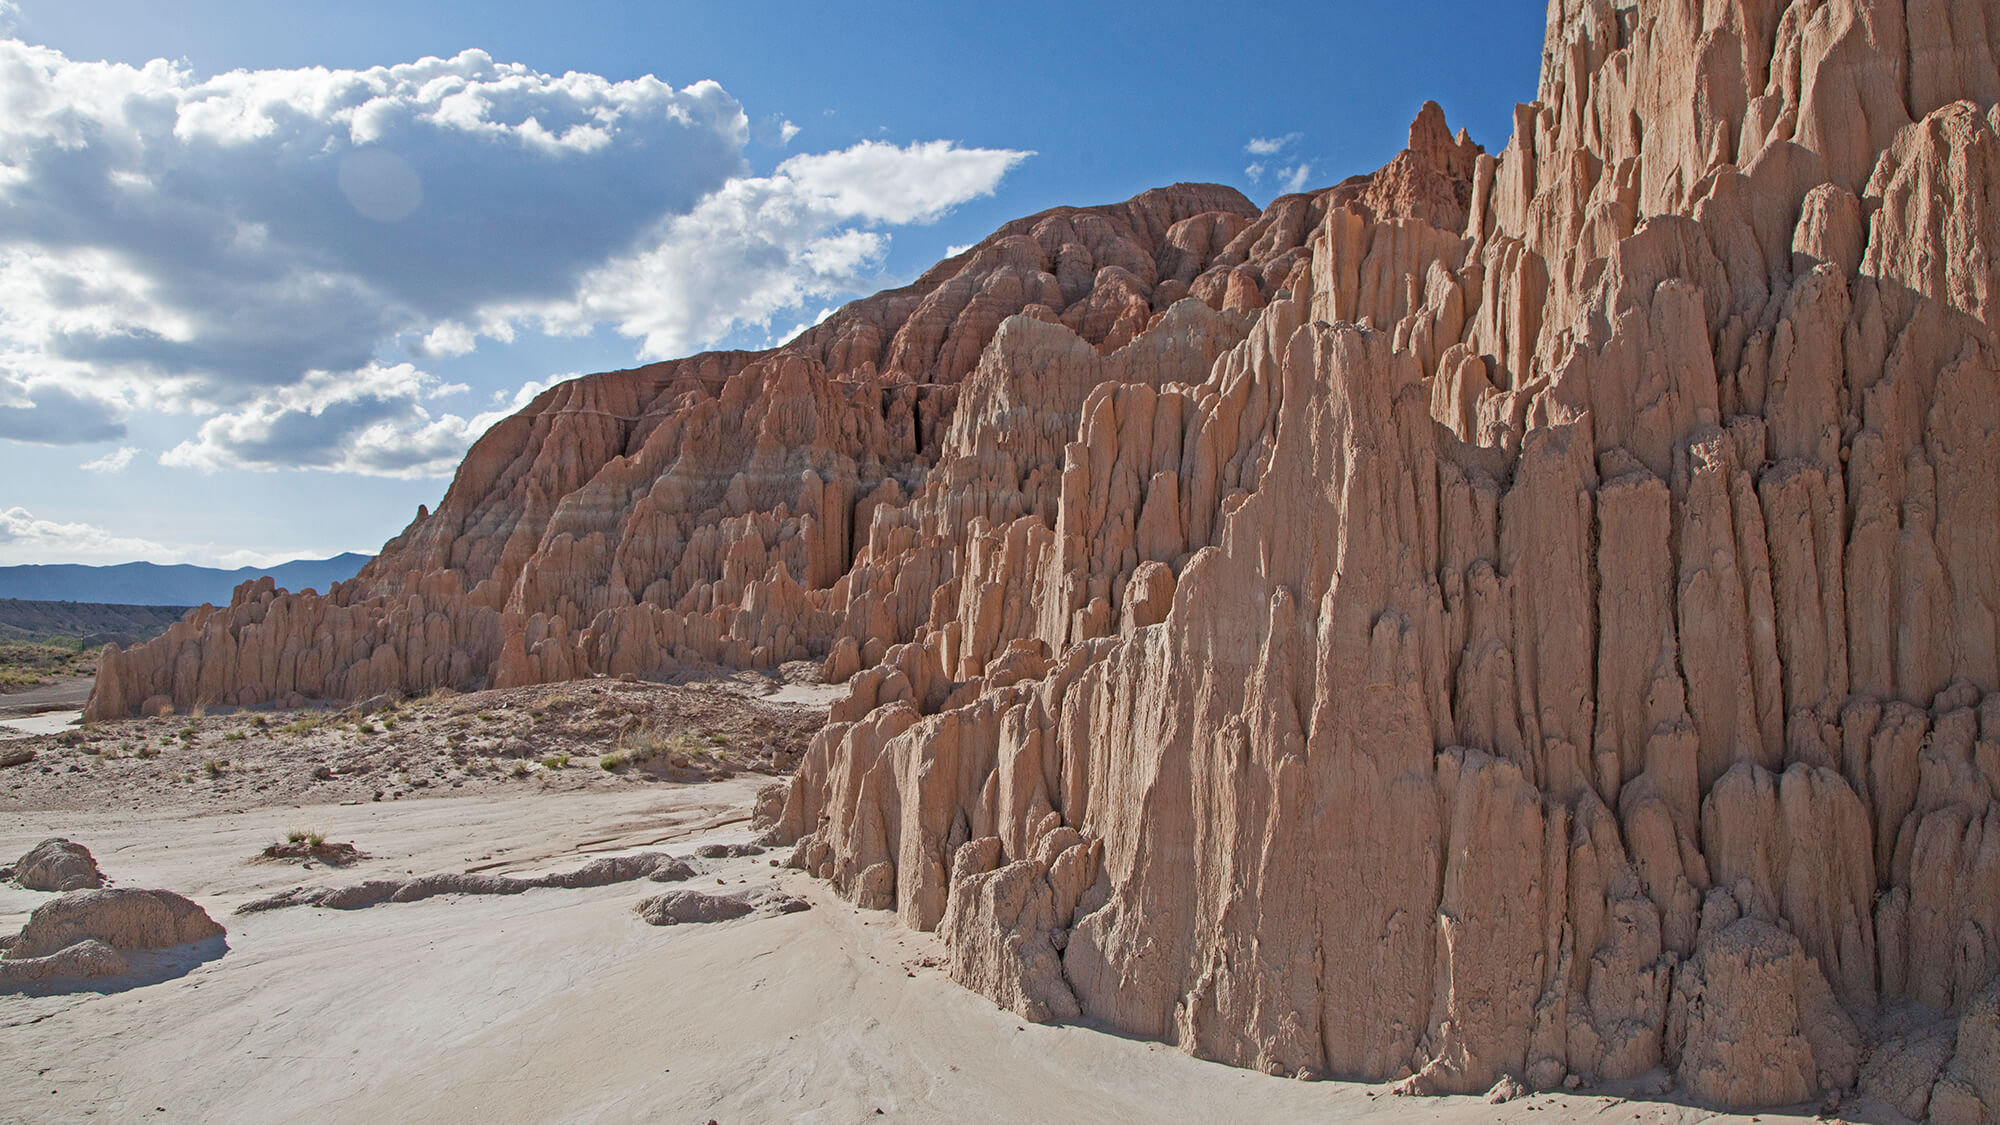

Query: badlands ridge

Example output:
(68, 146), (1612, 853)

(80, 0), (2000, 1115)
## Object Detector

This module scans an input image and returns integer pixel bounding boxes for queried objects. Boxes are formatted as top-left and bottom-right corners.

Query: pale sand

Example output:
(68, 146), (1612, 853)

(0, 707), (81, 738)
(1, 783), (1794, 1124)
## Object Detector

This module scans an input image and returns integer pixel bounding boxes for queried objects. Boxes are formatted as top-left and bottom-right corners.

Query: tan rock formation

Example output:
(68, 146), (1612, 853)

(93, 0), (2000, 1114)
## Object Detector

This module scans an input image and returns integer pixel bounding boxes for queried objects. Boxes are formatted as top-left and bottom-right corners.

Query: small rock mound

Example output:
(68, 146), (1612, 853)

(635, 887), (809, 926)
(693, 843), (765, 859)
(8, 888), (224, 959)
(7, 837), (106, 892)
(0, 887), (225, 984)
(0, 938), (129, 986)
(1484, 1074), (1529, 1104)
(261, 840), (364, 866)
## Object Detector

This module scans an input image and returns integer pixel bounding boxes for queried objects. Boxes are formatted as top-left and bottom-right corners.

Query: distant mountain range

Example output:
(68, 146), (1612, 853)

(0, 553), (370, 607)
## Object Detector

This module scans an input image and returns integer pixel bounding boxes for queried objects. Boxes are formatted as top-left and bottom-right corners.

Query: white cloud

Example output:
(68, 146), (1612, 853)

(162, 364), (566, 479)
(0, 370), (125, 444)
(507, 139), (1029, 360)
(79, 445), (138, 473)
(1278, 162), (1314, 194)
(1244, 162), (1267, 183)
(1245, 133), (1300, 156)
(0, 42), (747, 424)
(418, 321), (478, 358)
(0, 39), (1029, 473)
(0, 506), (166, 565)
(0, 505), (320, 568)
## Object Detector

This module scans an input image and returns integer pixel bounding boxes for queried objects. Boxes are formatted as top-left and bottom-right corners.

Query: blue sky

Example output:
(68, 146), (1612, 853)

(0, 0), (1543, 567)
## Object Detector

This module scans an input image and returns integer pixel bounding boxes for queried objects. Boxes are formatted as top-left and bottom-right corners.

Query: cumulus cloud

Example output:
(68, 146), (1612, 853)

(501, 139), (1029, 360)
(0, 39), (1029, 467)
(79, 445), (138, 473)
(0, 44), (747, 410)
(0, 506), (167, 565)
(1246, 134), (1314, 191)
(0, 505), (322, 567)
(0, 371), (125, 443)
(162, 364), (569, 479)
(1245, 133), (1300, 156)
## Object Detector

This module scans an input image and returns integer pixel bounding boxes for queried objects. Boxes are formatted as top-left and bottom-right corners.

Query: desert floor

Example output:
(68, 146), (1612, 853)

(2, 685), (1838, 1124)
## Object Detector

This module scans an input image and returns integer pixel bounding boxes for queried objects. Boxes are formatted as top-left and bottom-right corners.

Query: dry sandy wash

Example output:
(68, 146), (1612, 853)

(4, 761), (1792, 1125)
(36, 0), (2000, 1117)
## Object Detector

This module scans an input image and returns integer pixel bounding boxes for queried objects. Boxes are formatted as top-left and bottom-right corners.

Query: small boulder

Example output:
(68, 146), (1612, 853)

(635, 888), (808, 926)
(8, 888), (224, 959)
(11, 838), (106, 892)
(1485, 1074), (1529, 1104)
(637, 890), (755, 926)
(0, 938), (129, 986)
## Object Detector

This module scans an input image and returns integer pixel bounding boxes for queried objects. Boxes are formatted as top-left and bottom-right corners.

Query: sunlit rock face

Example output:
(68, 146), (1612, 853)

(95, 0), (2000, 1113)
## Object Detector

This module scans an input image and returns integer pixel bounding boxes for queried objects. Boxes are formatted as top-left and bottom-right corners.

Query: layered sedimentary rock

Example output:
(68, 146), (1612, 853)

(94, 0), (2000, 1113)
(774, 1), (2000, 1114)
(87, 179), (1301, 719)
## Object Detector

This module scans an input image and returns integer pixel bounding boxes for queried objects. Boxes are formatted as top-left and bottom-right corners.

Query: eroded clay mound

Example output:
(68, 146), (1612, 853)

(0, 938), (129, 985)
(85, 179), (1323, 720)
(5, 837), (106, 892)
(4, 888), (224, 961)
(238, 851), (698, 913)
(634, 887), (808, 926)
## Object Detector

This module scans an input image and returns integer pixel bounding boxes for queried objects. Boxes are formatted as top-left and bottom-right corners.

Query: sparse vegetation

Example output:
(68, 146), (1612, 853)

(356, 721), (377, 735)
(540, 752), (570, 770)
(0, 638), (98, 689)
(201, 758), (228, 778)
(224, 730), (247, 742)
(285, 828), (326, 848)
(508, 761), (531, 778)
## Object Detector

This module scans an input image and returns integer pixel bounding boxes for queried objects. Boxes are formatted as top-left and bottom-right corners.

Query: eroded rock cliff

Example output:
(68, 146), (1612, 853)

(94, 0), (2000, 1113)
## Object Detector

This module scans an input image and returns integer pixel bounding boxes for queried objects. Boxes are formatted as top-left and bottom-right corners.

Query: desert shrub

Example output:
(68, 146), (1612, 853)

(509, 761), (531, 778)
(224, 731), (246, 742)
(286, 828), (326, 848)
(201, 758), (227, 777)
(541, 753), (570, 770)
